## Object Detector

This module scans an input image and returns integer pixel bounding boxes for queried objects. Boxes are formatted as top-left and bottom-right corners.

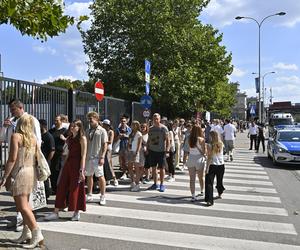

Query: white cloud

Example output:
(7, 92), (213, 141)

(39, 75), (78, 84)
(231, 67), (247, 77)
(273, 62), (298, 71)
(266, 75), (300, 102)
(33, 45), (57, 55)
(201, 0), (300, 28)
(243, 87), (256, 98)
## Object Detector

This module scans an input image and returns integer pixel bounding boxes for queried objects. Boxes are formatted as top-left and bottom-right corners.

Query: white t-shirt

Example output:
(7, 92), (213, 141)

(211, 125), (224, 138)
(173, 126), (180, 142)
(249, 125), (258, 135)
(131, 131), (142, 152)
(224, 123), (236, 140)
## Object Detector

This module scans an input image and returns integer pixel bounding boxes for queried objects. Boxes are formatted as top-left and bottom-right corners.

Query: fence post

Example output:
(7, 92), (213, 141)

(68, 88), (76, 122)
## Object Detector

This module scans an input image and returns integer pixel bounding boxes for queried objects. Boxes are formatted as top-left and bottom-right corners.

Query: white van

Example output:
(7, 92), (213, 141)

(269, 113), (294, 136)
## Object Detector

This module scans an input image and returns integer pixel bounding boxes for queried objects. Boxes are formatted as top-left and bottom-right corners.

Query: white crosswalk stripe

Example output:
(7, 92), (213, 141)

(38, 148), (298, 249)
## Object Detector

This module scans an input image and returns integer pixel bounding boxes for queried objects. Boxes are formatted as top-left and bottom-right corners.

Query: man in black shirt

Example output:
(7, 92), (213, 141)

(49, 115), (68, 193)
(39, 119), (55, 200)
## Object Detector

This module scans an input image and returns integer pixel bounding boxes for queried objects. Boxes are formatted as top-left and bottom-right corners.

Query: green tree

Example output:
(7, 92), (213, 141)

(81, 0), (234, 118)
(46, 78), (83, 89)
(0, 0), (74, 40)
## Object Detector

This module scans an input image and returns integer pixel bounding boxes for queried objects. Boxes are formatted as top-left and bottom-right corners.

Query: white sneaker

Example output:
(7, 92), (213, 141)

(113, 179), (119, 186)
(120, 173), (127, 180)
(131, 184), (140, 192)
(86, 193), (93, 202)
(165, 175), (171, 181)
(167, 177), (175, 182)
(99, 195), (106, 206)
(62, 207), (68, 212)
(44, 212), (59, 221)
(71, 212), (80, 221)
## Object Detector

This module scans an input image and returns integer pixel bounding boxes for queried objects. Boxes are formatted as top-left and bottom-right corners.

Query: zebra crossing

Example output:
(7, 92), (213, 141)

(38, 148), (299, 250)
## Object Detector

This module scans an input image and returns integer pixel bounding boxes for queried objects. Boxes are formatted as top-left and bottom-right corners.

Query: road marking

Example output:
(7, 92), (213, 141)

(81, 205), (295, 234)
(225, 169), (268, 175)
(108, 184), (278, 194)
(39, 222), (299, 250)
(144, 189), (281, 203)
(175, 173), (269, 180)
(170, 178), (273, 186)
(93, 194), (288, 216)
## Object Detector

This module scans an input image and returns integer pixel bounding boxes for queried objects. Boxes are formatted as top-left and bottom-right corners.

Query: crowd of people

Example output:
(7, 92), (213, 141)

(1, 98), (260, 248)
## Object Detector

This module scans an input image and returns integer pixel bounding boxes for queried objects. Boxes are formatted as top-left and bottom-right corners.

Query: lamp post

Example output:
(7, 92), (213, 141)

(235, 12), (286, 122)
(252, 71), (275, 121)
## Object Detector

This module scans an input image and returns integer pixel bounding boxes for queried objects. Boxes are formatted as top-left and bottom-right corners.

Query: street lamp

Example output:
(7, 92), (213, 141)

(235, 12), (286, 122)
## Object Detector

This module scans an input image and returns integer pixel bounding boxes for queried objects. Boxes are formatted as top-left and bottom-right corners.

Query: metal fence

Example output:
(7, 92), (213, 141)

(0, 77), (148, 175)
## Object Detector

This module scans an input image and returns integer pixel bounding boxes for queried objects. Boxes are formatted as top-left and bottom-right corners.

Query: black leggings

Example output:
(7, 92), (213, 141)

(205, 164), (225, 204)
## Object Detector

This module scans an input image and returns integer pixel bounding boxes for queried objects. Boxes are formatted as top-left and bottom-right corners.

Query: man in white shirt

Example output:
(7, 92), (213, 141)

(211, 119), (224, 139)
(223, 119), (236, 161)
(248, 121), (258, 150)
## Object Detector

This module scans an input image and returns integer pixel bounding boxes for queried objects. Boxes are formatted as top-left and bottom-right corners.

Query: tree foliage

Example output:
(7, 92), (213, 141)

(81, 0), (235, 118)
(0, 0), (74, 40)
(46, 78), (83, 89)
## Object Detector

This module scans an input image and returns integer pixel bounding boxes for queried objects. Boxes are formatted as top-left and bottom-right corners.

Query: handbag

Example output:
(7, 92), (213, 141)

(112, 139), (120, 154)
(196, 138), (207, 168)
(36, 145), (51, 182)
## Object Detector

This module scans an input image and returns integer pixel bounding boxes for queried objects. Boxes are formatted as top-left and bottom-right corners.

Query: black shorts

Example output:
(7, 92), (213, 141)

(148, 150), (165, 169)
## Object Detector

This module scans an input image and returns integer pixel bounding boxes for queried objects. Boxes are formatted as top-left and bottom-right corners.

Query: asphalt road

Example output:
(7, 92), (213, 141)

(1, 132), (300, 250)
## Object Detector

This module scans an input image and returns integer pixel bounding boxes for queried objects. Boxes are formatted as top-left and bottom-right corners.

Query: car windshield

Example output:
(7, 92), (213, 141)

(270, 119), (293, 126)
(278, 131), (300, 142)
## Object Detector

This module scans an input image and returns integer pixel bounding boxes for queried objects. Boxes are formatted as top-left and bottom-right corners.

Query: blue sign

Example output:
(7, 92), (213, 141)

(140, 95), (153, 109)
(250, 105), (256, 115)
(145, 60), (151, 83)
(145, 82), (150, 95)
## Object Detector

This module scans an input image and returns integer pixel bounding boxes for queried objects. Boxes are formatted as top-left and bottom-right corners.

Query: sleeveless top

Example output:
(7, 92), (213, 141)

(10, 145), (37, 196)
(189, 140), (204, 156)
(209, 144), (224, 165)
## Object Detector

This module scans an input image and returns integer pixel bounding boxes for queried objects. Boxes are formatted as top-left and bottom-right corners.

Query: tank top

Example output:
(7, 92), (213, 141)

(189, 141), (204, 156)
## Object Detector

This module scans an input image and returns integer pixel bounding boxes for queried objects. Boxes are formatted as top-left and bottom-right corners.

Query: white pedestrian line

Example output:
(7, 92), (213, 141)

(176, 173), (269, 180)
(222, 165), (265, 171)
(145, 189), (281, 203)
(39, 221), (299, 250)
(225, 169), (267, 175)
(96, 194), (288, 216)
(168, 179), (273, 188)
(108, 184), (278, 194)
(82, 205), (295, 234)
(225, 164), (265, 168)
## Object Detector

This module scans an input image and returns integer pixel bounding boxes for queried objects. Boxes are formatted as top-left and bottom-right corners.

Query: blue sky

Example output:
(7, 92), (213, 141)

(1, 0), (299, 104)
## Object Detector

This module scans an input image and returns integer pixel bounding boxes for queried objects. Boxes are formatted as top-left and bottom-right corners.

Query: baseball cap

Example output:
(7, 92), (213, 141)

(102, 119), (111, 126)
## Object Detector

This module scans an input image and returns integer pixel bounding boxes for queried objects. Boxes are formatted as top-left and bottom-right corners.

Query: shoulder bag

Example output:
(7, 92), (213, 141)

(36, 145), (51, 182)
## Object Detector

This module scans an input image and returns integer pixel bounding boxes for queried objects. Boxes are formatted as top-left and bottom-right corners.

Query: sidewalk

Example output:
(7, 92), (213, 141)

(0, 132), (250, 249)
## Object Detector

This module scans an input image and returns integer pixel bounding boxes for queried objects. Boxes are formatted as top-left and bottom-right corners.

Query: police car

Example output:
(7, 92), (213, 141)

(267, 125), (300, 165)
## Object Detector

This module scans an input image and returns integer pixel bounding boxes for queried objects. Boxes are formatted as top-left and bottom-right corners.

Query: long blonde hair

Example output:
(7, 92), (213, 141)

(209, 130), (223, 155)
(15, 114), (35, 155)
